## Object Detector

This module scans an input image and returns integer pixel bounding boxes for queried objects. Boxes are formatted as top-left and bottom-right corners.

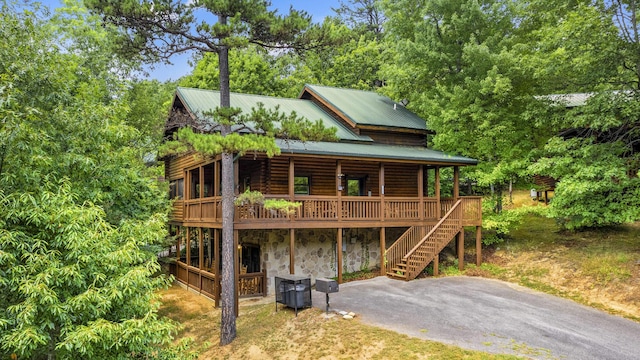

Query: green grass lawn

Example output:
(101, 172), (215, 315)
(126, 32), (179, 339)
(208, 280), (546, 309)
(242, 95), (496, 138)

(453, 211), (640, 321)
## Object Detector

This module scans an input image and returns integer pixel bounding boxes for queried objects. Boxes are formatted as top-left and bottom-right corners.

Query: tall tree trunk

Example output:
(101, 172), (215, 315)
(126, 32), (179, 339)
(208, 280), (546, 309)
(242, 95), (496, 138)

(495, 185), (503, 214)
(509, 179), (513, 204)
(218, 14), (237, 346)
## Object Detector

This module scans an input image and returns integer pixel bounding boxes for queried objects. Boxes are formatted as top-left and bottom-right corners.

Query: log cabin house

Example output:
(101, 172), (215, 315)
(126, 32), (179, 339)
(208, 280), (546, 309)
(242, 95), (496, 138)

(164, 84), (483, 304)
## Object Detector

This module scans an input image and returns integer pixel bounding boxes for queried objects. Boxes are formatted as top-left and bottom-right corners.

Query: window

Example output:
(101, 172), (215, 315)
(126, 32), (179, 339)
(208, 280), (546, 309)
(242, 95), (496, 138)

(294, 176), (310, 195)
(203, 163), (215, 197)
(202, 229), (214, 272)
(169, 178), (184, 199)
(189, 227), (199, 268)
(189, 168), (200, 199)
(242, 176), (251, 193)
(178, 227), (186, 263)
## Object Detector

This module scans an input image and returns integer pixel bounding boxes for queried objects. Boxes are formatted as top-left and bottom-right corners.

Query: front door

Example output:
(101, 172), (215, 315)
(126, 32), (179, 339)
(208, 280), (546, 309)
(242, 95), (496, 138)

(241, 244), (261, 273)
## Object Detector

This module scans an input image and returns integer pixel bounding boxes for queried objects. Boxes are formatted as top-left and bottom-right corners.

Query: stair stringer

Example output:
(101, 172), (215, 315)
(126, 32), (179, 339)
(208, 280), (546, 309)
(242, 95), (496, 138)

(401, 200), (463, 280)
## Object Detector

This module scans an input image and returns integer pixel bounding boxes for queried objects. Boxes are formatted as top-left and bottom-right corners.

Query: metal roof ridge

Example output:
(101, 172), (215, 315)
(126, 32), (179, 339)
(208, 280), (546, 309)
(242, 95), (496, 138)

(301, 84), (360, 126)
(305, 83), (382, 95)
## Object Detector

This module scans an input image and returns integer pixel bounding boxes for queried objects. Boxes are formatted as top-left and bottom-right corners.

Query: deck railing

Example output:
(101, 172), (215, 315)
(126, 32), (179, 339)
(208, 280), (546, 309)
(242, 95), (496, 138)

(173, 261), (265, 302)
(239, 271), (267, 298)
(403, 201), (463, 279)
(174, 195), (482, 225)
(385, 225), (433, 275)
(441, 197), (482, 224)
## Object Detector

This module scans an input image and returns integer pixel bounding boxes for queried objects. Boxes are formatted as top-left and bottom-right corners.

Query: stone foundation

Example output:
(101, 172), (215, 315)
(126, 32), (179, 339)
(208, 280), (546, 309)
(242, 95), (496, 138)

(239, 228), (382, 295)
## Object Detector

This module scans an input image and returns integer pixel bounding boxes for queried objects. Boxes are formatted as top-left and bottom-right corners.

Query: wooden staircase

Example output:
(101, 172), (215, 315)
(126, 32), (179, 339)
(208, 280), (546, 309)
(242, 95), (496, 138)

(386, 200), (463, 281)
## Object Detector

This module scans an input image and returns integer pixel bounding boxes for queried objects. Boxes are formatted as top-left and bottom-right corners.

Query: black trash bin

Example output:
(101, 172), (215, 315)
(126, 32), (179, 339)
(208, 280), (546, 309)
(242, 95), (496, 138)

(275, 275), (311, 316)
(288, 283), (307, 308)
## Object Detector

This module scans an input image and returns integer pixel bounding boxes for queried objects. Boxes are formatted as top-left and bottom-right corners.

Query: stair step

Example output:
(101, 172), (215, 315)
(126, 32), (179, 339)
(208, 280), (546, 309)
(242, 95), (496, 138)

(386, 271), (407, 279)
(390, 267), (407, 273)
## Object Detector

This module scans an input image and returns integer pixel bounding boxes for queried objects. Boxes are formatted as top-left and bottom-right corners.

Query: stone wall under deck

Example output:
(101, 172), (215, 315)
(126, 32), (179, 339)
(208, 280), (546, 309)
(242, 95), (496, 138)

(239, 228), (382, 295)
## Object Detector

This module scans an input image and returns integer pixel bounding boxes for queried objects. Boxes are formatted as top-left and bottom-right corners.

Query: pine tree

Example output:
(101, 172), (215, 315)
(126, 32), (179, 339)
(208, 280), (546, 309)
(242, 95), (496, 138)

(85, 0), (337, 344)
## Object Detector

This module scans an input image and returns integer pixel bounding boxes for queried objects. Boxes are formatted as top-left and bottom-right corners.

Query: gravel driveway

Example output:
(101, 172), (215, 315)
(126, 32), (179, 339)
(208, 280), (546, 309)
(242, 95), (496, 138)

(311, 276), (640, 359)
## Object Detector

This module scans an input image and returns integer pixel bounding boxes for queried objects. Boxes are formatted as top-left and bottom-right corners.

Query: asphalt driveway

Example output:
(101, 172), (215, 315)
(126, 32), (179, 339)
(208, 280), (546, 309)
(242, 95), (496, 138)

(311, 276), (640, 359)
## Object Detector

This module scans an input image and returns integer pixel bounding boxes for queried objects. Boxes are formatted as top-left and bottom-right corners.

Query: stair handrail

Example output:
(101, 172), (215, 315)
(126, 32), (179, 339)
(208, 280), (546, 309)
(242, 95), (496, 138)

(402, 199), (462, 261)
(384, 225), (432, 274)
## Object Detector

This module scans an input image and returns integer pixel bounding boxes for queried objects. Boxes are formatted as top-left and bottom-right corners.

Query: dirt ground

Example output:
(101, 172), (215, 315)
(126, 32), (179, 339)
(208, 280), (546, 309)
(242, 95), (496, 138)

(479, 245), (640, 320)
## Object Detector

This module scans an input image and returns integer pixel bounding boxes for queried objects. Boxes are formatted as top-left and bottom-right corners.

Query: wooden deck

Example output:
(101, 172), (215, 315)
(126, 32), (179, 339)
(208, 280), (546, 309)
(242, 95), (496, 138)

(171, 196), (482, 229)
(174, 261), (267, 303)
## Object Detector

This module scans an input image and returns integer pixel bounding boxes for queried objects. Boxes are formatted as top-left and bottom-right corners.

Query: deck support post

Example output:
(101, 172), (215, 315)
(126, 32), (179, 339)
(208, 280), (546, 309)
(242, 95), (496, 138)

(289, 229), (295, 274)
(185, 227), (191, 269)
(433, 253), (439, 276)
(198, 228), (204, 269)
(435, 167), (441, 219)
(336, 161), (342, 222)
(214, 160), (220, 219)
(379, 227), (386, 276)
(288, 158), (295, 200)
(233, 158), (239, 195)
(234, 229), (239, 317)
(176, 226), (181, 264)
(199, 166), (204, 219)
(453, 166), (459, 200)
(198, 228), (203, 290)
(214, 228), (220, 308)
(418, 165), (424, 220)
(379, 163), (385, 222)
(337, 228), (343, 284)
(457, 229), (464, 271)
(476, 226), (482, 266)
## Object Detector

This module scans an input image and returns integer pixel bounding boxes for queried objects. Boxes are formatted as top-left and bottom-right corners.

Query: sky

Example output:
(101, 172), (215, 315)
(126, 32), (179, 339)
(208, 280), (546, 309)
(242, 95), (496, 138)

(41, 0), (343, 81)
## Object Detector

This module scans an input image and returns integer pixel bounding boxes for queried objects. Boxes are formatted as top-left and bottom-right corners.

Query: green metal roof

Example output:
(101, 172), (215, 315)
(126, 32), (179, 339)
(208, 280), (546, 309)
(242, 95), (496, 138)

(176, 87), (372, 142)
(276, 139), (478, 165)
(173, 87), (477, 166)
(302, 84), (429, 131)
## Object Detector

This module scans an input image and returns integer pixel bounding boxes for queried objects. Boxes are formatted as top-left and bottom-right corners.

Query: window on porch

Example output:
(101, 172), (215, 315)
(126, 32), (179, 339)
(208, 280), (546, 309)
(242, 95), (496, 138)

(347, 177), (366, 196)
(189, 228), (199, 268)
(294, 176), (310, 195)
(189, 168), (200, 199)
(203, 163), (215, 197)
